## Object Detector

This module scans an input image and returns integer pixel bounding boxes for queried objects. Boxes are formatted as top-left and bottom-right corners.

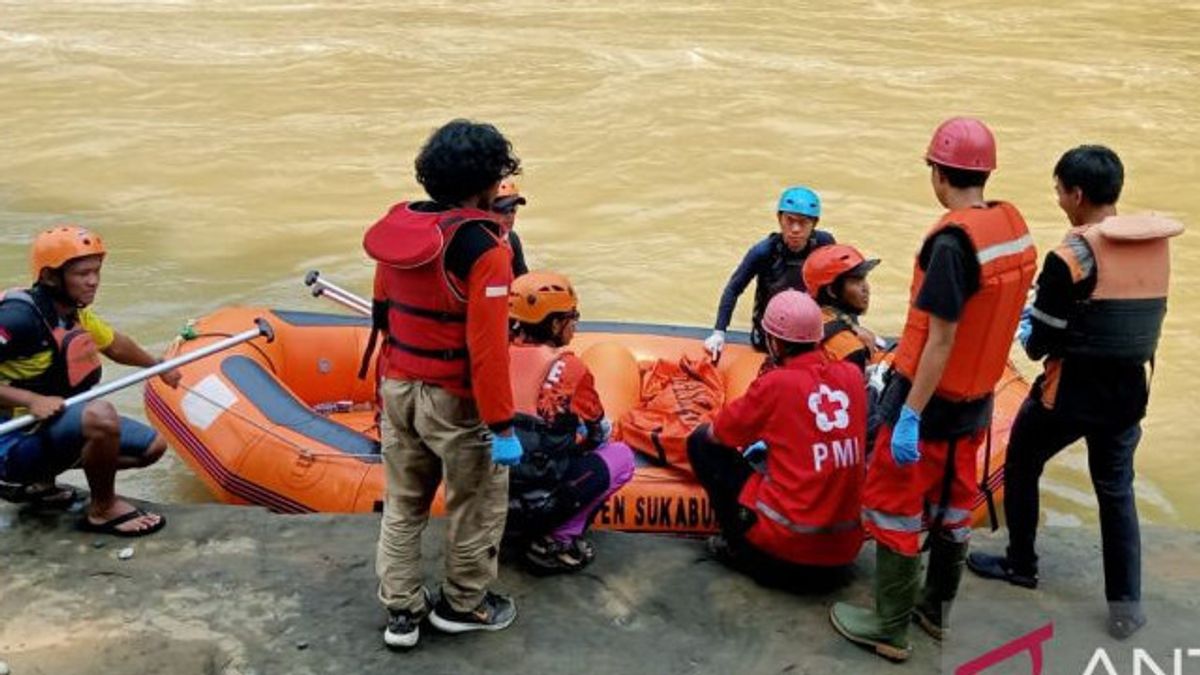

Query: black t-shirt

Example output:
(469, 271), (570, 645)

(509, 231), (529, 277)
(901, 228), (991, 437)
(915, 229), (980, 321)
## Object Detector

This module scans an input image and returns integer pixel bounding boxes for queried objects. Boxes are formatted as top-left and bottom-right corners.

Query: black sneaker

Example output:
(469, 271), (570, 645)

(1109, 608), (1147, 640)
(383, 588), (432, 649)
(429, 591), (516, 634)
(966, 552), (1038, 589)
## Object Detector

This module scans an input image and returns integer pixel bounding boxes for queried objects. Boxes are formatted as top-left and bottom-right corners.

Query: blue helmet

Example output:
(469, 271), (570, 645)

(777, 186), (821, 218)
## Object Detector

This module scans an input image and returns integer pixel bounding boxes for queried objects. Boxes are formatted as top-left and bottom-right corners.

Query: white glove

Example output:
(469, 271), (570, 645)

(704, 330), (726, 362)
(865, 360), (891, 396)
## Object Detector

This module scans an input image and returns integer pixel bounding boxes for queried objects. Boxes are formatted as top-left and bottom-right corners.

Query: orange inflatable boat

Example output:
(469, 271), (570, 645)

(144, 307), (1029, 535)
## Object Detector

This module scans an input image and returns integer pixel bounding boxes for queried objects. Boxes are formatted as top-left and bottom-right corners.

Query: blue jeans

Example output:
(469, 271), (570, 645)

(0, 403), (159, 484)
(1003, 396), (1143, 603)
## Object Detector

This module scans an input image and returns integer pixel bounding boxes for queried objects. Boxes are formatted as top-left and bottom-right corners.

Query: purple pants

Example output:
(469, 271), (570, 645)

(550, 441), (635, 543)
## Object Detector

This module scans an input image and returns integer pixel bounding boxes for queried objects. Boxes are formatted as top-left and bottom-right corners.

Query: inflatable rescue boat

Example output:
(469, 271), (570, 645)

(144, 307), (1029, 534)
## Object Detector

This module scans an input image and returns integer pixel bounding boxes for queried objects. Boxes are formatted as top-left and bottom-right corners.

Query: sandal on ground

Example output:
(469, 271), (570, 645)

(525, 536), (590, 574)
(571, 537), (596, 564)
(79, 509), (167, 537)
(1, 482), (84, 510)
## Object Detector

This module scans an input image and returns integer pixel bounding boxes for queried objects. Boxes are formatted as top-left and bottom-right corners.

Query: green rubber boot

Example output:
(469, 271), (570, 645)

(830, 546), (920, 662)
(913, 536), (968, 641)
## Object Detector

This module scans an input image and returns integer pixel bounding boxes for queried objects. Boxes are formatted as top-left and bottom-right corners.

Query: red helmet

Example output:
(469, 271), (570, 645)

(761, 290), (823, 344)
(925, 117), (996, 171)
(802, 244), (881, 299)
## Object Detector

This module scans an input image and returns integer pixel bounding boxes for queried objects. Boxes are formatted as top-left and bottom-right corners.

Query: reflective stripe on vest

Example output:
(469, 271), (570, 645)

(755, 500), (860, 535)
(893, 202), (1037, 401)
(1061, 214), (1182, 361)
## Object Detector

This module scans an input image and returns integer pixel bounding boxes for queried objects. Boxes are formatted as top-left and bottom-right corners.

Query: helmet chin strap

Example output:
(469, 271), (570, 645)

(766, 335), (781, 365)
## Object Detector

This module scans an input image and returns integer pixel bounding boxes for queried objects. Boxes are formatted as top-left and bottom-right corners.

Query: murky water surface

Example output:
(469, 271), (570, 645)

(2, 0), (1198, 525)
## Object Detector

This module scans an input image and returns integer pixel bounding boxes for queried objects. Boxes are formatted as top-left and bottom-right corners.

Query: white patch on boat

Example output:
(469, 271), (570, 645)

(181, 375), (239, 431)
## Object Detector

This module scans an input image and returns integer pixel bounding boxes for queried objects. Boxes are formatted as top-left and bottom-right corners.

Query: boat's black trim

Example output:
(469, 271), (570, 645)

(270, 309), (746, 345)
(220, 355), (380, 460)
(271, 310), (371, 328)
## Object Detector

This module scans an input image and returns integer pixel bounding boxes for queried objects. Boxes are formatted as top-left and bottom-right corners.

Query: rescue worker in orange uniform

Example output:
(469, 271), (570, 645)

(687, 290), (867, 589)
(802, 243), (884, 371)
(830, 117), (1037, 662)
(0, 225), (180, 536)
(493, 177), (530, 276)
(968, 145), (1183, 640)
(365, 119), (522, 650)
(506, 271), (635, 573)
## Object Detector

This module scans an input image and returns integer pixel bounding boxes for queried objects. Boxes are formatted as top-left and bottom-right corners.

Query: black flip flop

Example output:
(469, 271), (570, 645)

(79, 509), (167, 537)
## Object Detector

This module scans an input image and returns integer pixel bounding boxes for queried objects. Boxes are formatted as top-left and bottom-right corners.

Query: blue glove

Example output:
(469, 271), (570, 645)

(890, 405), (921, 466)
(491, 433), (523, 466)
(1015, 306), (1033, 348)
(742, 440), (767, 461)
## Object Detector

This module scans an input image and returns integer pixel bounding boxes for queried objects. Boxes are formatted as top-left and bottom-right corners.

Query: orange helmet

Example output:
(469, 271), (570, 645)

(494, 177), (526, 215)
(509, 271), (577, 324)
(802, 244), (880, 300)
(30, 225), (106, 281)
(497, 177), (521, 198)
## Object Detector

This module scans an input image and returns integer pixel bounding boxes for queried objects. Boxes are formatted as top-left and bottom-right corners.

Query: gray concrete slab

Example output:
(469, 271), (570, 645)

(1, 501), (1197, 675)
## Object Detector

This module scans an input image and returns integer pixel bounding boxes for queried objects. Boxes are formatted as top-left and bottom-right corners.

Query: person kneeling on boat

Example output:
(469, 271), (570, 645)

(687, 290), (867, 589)
(802, 244), (885, 372)
(0, 225), (178, 536)
(507, 271), (635, 573)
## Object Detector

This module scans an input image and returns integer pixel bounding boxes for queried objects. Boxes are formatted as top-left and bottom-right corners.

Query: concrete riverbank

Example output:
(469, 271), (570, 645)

(1, 500), (1197, 675)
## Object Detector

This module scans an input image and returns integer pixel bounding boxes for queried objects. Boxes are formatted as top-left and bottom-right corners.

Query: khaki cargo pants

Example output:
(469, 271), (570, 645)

(375, 378), (509, 614)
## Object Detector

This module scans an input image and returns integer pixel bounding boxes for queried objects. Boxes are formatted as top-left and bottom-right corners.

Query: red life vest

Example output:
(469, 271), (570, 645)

(732, 352), (868, 566)
(0, 288), (103, 399)
(892, 202), (1036, 401)
(362, 202), (507, 393)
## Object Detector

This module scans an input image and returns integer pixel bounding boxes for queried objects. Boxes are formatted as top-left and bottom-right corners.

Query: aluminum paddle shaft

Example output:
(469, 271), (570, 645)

(0, 318), (275, 437)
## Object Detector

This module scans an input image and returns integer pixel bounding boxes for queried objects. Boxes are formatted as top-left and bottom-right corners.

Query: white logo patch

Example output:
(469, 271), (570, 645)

(485, 285), (508, 298)
(807, 384), (850, 432)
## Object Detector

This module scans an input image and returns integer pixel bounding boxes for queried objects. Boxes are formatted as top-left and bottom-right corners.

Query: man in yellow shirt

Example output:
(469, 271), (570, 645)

(0, 225), (179, 536)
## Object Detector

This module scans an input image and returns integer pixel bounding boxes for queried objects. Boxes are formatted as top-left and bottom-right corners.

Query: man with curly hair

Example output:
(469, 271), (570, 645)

(363, 119), (524, 649)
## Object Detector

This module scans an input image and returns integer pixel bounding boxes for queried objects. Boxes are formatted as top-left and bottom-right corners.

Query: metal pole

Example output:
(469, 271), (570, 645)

(311, 284), (370, 316)
(0, 318), (275, 437)
(304, 270), (370, 315)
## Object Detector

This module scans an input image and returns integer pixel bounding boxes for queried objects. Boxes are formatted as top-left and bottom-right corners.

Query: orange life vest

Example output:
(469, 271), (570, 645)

(893, 202), (1037, 401)
(362, 202), (508, 391)
(1054, 214), (1183, 361)
(819, 306), (878, 366)
(0, 288), (103, 399)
